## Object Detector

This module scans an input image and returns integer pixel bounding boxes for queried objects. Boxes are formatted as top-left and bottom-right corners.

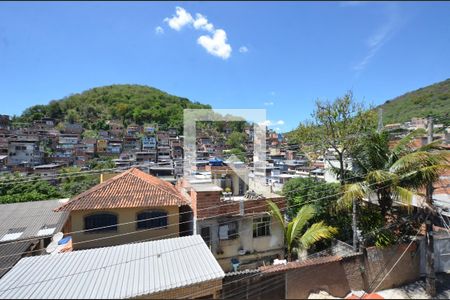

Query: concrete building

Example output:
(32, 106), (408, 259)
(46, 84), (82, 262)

(7, 136), (43, 166)
(55, 168), (192, 250)
(142, 136), (157, 151)
(178, 178), (286, 272)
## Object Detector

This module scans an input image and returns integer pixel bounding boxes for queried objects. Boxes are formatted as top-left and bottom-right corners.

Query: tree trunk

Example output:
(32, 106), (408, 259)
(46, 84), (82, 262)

(338, 152), (345, 186)
(352, 198), (359, 252)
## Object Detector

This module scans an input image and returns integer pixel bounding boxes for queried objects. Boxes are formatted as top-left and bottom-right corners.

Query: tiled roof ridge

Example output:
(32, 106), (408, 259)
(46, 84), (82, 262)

(55, 168), (188, 212)
(54, 169), (131, 212)
(127, 168), (185, 201)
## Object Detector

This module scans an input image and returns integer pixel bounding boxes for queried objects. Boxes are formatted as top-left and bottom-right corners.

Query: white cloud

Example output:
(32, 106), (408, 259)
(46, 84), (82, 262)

(164, 7), (193, 31)
(270, 91), (276, 96)
(259, 120), (272, 127)
(197, 29), (232, 60)
(162, 7), (235, 60)
(354, 4), (401, 72)
(258, 120), (285, 127)
(239, 46), (248, 53)
(155, 26), (164, 35)
(193, 13), (215, 32)
(264, 101), (274, 106)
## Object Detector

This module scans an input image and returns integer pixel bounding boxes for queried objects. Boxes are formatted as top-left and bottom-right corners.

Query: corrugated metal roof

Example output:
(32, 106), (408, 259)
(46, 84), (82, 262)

(0, 235), (225, 299)
(0, 199), (69, 279)
(0, 199), (69, 242)
(0, 241), (34, 278)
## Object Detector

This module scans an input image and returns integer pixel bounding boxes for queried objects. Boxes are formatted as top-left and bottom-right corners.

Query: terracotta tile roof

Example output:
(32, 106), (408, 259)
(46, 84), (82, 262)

(259, 255), (342, 274)
(55, 168), (189, 211)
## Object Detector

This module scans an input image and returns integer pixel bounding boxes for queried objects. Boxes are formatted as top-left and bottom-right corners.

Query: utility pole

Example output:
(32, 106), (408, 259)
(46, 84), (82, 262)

(425, 116), (436, 297)
(377, 108), (383, 133)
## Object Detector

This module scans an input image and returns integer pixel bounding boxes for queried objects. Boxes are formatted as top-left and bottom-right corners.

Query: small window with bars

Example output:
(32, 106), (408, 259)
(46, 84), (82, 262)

(253, 216), (271, 238)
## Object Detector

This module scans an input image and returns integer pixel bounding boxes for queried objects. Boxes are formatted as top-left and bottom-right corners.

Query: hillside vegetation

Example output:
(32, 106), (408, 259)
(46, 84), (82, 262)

(378, 78), (450, 125)
(17, 84), (211, 130)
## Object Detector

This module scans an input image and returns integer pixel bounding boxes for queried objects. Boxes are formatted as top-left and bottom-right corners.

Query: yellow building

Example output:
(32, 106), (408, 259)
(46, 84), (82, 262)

(96, 139), (108, 153)
(56, 168), (192, 250)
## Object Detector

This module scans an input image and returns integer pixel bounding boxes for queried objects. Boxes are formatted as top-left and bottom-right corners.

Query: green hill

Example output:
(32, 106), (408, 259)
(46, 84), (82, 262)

(17, 84), (211, 130)
(378, 78), (450, 126)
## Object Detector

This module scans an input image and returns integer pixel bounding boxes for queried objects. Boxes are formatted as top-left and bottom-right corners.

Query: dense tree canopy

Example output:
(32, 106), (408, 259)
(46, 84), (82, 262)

(17, 84), (211, 131)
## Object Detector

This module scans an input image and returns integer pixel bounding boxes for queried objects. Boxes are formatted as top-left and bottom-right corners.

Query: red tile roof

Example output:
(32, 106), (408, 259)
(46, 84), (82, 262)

(55, 168), (189, 211)
(259, 255), (342, 274)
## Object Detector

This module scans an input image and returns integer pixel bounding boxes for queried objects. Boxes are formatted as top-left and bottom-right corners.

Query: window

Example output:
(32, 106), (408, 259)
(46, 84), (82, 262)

(136, 210), (168, 230)
(200, 227), (211, 246)
(253, 216), (271, 238)
(84, 213), (118, 233)
(219, 222), (238, 240)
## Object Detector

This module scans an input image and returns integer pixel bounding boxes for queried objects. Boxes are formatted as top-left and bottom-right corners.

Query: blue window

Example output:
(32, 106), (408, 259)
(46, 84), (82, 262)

(84, 213), (118, 233)
(136, 211), (168, 230)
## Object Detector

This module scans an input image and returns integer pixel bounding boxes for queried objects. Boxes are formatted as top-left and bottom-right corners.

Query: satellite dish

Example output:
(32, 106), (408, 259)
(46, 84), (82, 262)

(52, 232), (63, 243)
(46, 241), (58, 254)
(50, 245), (64, 255)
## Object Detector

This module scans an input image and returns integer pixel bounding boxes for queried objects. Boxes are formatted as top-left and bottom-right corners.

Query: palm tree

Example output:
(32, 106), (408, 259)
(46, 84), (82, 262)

(339, 129), (449, 220)
(267, 200), (337, 261)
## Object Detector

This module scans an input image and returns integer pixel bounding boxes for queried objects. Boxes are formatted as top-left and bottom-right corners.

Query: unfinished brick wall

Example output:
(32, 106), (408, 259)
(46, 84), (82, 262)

(364, 242), (420, 292)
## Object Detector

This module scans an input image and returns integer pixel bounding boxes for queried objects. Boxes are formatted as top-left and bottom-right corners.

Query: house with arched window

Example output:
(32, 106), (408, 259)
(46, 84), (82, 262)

(55, 168), (192, 250)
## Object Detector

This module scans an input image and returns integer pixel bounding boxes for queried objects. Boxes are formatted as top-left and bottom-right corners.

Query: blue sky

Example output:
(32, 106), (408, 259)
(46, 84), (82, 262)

(0, 1), (449, 132)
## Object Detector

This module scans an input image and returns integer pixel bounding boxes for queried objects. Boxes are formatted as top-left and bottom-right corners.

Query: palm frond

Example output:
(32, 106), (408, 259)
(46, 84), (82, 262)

(392, 186), (413, 207)
(400, 164), (450, 189)
(390, 151), (449, 175)
(298, 221), (338, 250)
(337, 183), (365, 210)
(288, 205), (316, 244)
(392, 129), (426, 156)
(417, 139), (447, 152)
(266, 200), (285, 227)
(366, 170), (397, 186)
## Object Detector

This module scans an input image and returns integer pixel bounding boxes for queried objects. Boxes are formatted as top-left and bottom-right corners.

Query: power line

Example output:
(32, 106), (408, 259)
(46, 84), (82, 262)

(0, 181), (407, 273)
(0, 169), (373, 246)
(0, 172), (397, 250)
(184, 215), (417, 299)
(2, 164), (440, 252)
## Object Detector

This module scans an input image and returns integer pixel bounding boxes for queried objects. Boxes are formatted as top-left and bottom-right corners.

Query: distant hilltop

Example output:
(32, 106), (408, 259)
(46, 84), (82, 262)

(14, 84), (211, 131)
(377, 78), (450, 126)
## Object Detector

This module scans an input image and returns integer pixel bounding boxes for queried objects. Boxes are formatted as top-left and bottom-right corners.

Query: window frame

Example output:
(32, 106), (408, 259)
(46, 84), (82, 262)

(136, 210), (168, 230)
(219, 221), (239, 240)
(200, 226), (211, 246)
(253, 216), (271, 238)
(84, 212), (118, 233)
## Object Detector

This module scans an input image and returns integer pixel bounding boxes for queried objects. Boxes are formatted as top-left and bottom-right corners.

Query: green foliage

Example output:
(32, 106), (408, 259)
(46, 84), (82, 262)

(378, 78), (450, 126)
(267, 199), (337, 261)
(282, 177), (352, 243)
(287, 91), (377, 183)
(18, 84), (211, 131)
(0, 174), (64, 204)
(59, 167), (99, 198)
(226, 132), (246, 150)
(225, 148), (247, 162)
(0, 158), (118, 204)
(339, 129), (449, 247)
